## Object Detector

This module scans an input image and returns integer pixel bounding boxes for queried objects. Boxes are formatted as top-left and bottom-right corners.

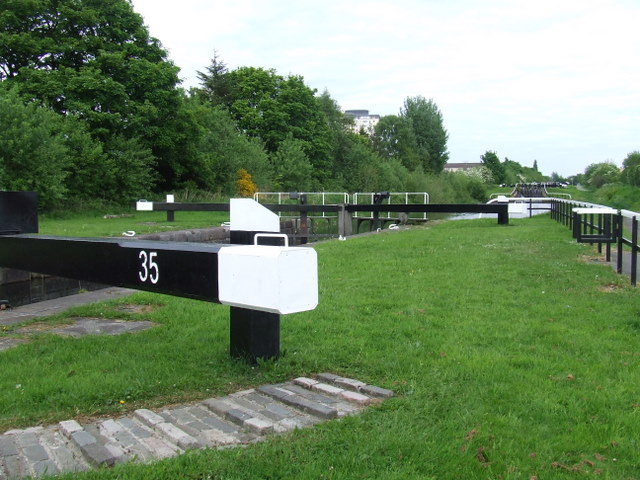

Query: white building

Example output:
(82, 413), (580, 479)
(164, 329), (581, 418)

(344, 110), (380, 134)
(443, 162), (484, 172)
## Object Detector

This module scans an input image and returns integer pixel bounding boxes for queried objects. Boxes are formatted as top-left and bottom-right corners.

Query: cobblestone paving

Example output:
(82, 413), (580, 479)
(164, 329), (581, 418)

(0, 373), (393, 479)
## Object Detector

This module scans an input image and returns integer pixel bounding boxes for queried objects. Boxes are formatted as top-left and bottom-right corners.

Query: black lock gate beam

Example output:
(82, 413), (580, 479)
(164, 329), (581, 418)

(0, 235), (318, 316)
(0, 235), (222, 303)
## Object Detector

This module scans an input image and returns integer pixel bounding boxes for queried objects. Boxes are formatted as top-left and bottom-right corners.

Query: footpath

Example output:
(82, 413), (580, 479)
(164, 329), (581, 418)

(0, 289), (393, 479)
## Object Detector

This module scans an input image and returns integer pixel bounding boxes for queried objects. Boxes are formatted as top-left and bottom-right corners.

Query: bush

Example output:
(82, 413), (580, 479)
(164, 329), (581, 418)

(236, 168), (257, 197)
(0, 89), (71, 209)
(593, 183), (640, 211)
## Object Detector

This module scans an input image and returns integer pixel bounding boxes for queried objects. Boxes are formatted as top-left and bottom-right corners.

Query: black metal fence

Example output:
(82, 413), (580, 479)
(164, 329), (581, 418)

(550, 199), (639, 286)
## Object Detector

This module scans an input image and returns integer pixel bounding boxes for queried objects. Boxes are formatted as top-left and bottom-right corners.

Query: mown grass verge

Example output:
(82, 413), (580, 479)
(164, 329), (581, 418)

(1, 215), (639, 479)
(39, 210), (230, 237)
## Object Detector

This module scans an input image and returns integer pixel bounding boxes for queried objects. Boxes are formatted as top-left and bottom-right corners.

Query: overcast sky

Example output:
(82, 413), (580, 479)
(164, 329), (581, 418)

(129, 0), (639, 177)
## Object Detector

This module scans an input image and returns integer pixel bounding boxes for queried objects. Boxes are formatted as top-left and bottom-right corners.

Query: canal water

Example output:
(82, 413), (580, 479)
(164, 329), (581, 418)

(449, 202), (552, 221)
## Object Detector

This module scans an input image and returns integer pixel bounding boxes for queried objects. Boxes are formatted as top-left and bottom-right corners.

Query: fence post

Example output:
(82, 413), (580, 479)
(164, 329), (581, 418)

(338, 204), (353, 237)
(617, 213), (624, 274)
(631, 216), (638, 286)
(596, 213), (603, 255)
(603, 213), (611, 260)
(371, 192), (390, 231)
(572, 211), (580, 239)
(299, 194), (308, 245)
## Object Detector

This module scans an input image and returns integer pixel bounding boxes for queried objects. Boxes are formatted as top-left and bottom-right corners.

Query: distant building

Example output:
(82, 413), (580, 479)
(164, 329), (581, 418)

(444, 162), (484, 172)
(344, 109), (380, 134)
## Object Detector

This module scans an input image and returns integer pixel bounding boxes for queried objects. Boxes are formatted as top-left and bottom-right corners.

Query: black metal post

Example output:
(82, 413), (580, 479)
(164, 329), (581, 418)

(572, 212), (580, 239)
(617, 213), (624, 274)
(371, 192), (389, 231)
(0, 192), (38, 234)
(568, 203), (573, 229)
(497, 207), (508, 225)
(597, 214), (603, 255)
(228, 227), (281, 363)
(297, 193), (308, 245)
(631, 217), (638, 286)
(229, 307), (280, 361)
(605, 214), (612, 262)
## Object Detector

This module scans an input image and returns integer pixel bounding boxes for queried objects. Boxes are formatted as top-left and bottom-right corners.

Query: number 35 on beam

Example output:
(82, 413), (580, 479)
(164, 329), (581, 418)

(0, 236), (318, 315)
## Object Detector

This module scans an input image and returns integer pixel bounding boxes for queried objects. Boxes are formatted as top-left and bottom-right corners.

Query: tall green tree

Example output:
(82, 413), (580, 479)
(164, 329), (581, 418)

(271, 136), (315, 191)
(0, 88), (70, 207)
(189, 98), (272, 195)
(315, 89), (353, 189)
(0, 86), (155, 206)
(196, 51), (231, 105)
(197, 64), (333, 183)
(622, 151), (640, 186)
(480, 150), (506, 184)
(371, 115), (421, 171)
(0, 0), (194, 192)
(400, 96), (449, 173)
(584, 161), (620, 188)
(502, 158), (524, 184)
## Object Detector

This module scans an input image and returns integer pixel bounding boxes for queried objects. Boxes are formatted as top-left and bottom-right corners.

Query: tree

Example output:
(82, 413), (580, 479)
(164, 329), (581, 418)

(0, 88), (70, 208)
(315, 89), (359, 189)
(0, 87), (153, 207)
(316, 89), (352, 132)
(480, 150), (506, 184)
(189, 100), (272, 195)
(584, 162), (620, 188)
(99, 135), (156, 199)
(550, 172), (568, 183)
(338, 136), (387, 192)
(399, 96), (449, 173)
(196, 51), (231, 105)
(197, 64), (333, 183)
(270, 136), (315, 191)
(622, 151), (640, 186)
(0, 0), (192, 192)
(371, 115), (420, 171)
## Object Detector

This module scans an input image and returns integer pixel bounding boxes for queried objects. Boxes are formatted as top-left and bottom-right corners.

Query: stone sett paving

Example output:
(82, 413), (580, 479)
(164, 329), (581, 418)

(0, 374), (394, 479)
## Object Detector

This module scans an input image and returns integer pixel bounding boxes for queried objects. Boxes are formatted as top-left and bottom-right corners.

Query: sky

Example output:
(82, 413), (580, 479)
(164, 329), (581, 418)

(129, 0), (640, 178)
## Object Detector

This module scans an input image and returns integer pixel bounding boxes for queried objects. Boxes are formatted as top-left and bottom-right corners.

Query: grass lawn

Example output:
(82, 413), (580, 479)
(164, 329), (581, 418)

(39, 210), (230, 237)
(1, 214), (639, 479)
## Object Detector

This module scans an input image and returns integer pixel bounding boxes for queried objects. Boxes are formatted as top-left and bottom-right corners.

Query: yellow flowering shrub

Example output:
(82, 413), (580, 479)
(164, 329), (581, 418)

(236, 168), (258, 197)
